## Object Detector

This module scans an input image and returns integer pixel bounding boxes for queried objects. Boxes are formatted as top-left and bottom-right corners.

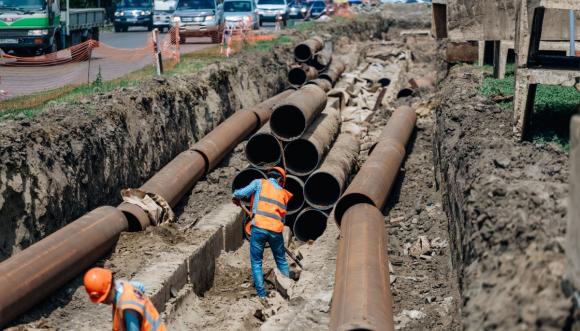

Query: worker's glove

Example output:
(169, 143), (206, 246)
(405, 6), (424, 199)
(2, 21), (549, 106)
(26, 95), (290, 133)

(232, 198), (241, 206)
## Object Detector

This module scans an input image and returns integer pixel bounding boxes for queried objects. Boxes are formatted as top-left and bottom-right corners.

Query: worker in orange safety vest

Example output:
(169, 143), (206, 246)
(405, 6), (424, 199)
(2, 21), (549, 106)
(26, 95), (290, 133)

(83, 267), (166, 331)
(232, 166), (293, 298)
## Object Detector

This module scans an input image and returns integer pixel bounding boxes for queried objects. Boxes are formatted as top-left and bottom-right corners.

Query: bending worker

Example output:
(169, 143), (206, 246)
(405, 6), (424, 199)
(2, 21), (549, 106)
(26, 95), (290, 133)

(83, 267), (166, 331)
(232, 166), (293, 298)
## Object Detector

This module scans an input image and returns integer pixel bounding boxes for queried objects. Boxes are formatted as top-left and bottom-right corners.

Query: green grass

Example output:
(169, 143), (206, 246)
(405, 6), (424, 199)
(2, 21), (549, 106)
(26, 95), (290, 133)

(480, 65), (580, 150)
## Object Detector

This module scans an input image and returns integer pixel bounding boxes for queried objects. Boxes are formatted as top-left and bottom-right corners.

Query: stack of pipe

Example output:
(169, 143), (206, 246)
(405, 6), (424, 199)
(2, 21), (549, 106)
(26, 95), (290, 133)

(329, 105), (417, 331)
(0, 89), (295, 328)
(240, 55), (350, 243)
(288, 36), (342, 90)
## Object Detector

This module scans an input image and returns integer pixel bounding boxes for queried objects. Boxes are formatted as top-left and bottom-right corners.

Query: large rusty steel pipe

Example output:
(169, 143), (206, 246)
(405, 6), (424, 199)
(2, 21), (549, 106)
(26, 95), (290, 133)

(270, 84), (327, 142)
(0, 91), (295, 327)
(304, 133), (360, 209)
(138, 90), (293, 209)
(294, 36), (324, 63)
(288, 64), (318, 87)
(232, 167), (267, 192)
(369, 106), (417, 155)
(310, 42), (332, 71)
(192, 89), (294, 170)
(319, 58), (346, 86)
(305, 78), (332, 92)
(293, 208), (329, 242)
(0, 207), (128, 327)
(286, 175), (305, 215)
(329, 203), (394, 331)
(284, 106), (341, 176)
(334, 106), (416, 225)
(245, 123), (284, 169)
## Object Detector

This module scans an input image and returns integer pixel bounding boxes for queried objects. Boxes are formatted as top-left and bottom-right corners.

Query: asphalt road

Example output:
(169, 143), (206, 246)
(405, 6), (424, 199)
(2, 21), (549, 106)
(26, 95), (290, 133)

(1, 22), (283, 97)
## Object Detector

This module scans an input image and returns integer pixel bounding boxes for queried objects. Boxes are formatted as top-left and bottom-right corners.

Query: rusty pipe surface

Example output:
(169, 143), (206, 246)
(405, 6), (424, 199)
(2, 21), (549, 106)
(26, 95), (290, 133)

(305, 78), (332, 92)
(286, 175), (305, 215)
(369, 106), (417, 155)
(0, 206), (128, 327)
(334, 107), (416, 225)
(284, 106), (341, 176)
(232, 167), (267, 192)
(310, 42), (332, 71)
(288, 64), (318, 87)
(294, 36), (324, 63)
(304, 133), (360, 209)
(293, 208), (329, 242)
(270, 84), (327, 142)
(319, 58), (346, 86)
(329, 203), (394, 331)
(245, 123), (284, 169)
(193, 89), (294, 170)
(140, 90), (293, 208)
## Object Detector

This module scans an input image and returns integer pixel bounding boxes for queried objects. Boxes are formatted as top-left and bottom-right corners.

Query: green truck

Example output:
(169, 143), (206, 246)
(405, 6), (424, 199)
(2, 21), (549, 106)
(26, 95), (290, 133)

(0, 0), (105, 55)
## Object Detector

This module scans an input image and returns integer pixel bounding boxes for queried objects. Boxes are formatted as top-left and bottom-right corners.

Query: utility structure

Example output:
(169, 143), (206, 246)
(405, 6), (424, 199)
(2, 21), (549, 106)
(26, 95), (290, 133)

(512, 0), (580, 140)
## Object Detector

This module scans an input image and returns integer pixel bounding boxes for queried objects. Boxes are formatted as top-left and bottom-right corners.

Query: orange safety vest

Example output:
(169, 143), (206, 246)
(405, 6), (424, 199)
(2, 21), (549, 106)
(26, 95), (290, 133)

(112, 282), (166, 331)
(246, 179), (292, 234)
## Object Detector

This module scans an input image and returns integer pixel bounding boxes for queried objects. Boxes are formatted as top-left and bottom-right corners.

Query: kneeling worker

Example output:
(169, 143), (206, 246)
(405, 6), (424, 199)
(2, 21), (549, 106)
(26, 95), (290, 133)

(232, 166), (293, 298)
(83, 267), (166, 331)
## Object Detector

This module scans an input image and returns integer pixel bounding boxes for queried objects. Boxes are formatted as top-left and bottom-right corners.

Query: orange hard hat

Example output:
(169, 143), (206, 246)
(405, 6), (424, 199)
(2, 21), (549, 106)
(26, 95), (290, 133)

(268, 166), (287, 184)
(83, 267), (113, 303)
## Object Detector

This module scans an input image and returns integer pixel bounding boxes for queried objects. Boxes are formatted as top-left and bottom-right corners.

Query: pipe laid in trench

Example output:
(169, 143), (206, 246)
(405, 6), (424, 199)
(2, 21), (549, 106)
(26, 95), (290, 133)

(288, 64), (318, 87)
(284, 106), (341, 176)
(270, 84), (327, 142)
(285, 175), (305, 215)
(310, 42), (332, 71)
(245, 123), (284, 170)
(319, 58), (346, 86)
(294, 36), (324, 63)
(334, 105), (416, 225)
(305, 78), (332, 92)
(232, 167), (266, 192)
(329, 203), (394, 331)
(0, 207), (128, 327)
(304, 133), (360, 209)
(369, 105), (417, 155)
(293, 208), (329, 242)
(0, 90), (295, 327)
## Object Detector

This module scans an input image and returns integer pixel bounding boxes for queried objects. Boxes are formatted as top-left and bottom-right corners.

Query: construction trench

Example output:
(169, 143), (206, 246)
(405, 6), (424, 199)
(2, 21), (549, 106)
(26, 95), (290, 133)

(0, 3), (578, 331)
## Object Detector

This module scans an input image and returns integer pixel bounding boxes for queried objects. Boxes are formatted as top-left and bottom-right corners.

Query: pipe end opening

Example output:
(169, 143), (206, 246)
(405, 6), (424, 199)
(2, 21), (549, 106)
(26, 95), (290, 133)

(294, 44), (312, 62)
(334, 193), (375, 227)
(286, 175), (305, 214)
(304, 172), (341, 209)
(284, 140), (319, 176)
(289, 67), (308, 86)
(293, 209), (328, 242)
(246, 133), (282, 168)
(271, 105), (306, 141)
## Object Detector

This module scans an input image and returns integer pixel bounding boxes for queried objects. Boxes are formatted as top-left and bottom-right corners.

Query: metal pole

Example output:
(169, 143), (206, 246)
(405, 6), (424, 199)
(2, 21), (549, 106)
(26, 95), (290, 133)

(153, 29), (161, 76)
(570, 10), (575, 56)
(66, 0), (70, 36)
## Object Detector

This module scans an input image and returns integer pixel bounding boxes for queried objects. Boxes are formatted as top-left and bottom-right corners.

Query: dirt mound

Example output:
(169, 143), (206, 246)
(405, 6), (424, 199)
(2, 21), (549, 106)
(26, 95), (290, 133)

(434, 65), (572, 330)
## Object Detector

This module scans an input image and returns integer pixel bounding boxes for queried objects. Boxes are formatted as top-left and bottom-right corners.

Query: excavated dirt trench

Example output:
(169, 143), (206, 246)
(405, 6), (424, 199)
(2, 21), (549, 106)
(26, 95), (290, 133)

(6, 7), (462, 330)
(0, 6), (431, 262)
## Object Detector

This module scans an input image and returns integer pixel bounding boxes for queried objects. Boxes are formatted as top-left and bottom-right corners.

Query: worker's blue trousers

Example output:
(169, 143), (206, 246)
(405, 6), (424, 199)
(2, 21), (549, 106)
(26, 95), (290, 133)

(250, 226), (289, 297)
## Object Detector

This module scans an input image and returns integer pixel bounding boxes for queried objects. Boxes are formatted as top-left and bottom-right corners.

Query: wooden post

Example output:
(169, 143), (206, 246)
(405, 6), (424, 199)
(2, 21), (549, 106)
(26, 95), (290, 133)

(567, 115), (580, 291)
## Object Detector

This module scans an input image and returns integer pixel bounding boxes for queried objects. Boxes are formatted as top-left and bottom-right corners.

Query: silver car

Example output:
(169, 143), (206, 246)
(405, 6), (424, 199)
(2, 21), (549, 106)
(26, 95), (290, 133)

(223, 0), (259, 30)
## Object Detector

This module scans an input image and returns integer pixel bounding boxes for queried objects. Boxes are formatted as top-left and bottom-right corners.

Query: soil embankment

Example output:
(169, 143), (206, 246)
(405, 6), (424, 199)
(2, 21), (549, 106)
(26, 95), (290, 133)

(434, 65), (572, 330)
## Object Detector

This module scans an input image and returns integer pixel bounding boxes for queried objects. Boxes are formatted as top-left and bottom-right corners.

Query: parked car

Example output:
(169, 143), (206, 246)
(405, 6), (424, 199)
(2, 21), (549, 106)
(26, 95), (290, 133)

(172, 0), (225, 43)
(305, 0), (331, 19)
(256, 0), (288, 26)
(153, 0), (177, 32)
(114, 0), (154, 32)
(223, 0), (259, 30)
(288, 0), (307, 19)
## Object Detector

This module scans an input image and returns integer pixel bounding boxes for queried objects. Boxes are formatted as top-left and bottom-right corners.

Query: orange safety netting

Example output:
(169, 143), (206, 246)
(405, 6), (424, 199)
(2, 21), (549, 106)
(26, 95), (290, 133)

(0, 27), (180, 101)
